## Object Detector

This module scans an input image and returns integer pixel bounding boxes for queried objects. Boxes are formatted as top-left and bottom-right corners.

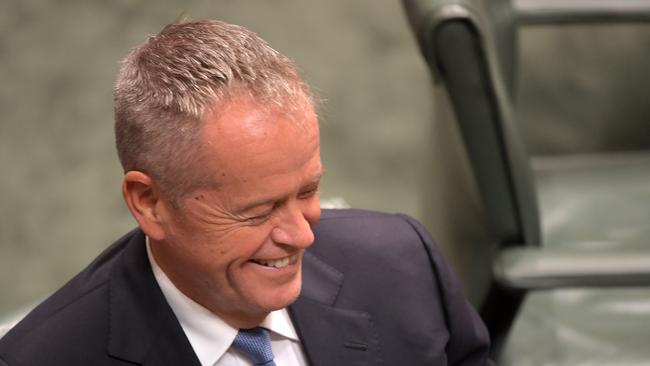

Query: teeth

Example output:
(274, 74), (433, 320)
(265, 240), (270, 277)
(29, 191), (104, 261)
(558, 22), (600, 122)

(254, 255), (293, 269)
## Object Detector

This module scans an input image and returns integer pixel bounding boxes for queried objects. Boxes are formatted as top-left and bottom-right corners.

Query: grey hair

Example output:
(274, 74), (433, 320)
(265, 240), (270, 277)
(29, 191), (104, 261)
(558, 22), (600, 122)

(114, 19), (313, 200)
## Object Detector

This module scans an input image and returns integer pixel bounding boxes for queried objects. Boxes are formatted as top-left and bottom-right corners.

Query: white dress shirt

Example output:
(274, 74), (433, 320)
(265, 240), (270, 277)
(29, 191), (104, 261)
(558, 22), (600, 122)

(146, 239), (308, 366)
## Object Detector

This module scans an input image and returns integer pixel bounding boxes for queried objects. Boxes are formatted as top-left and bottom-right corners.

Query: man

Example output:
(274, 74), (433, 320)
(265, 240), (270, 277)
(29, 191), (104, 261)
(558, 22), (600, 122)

(0, 20), (492, 365)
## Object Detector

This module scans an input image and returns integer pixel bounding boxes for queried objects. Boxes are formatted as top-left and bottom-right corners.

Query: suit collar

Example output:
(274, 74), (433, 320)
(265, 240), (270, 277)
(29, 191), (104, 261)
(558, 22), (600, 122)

(106, 230), (200, 365)
(290, 251), (383, 366)
(298, 251), (344, 305)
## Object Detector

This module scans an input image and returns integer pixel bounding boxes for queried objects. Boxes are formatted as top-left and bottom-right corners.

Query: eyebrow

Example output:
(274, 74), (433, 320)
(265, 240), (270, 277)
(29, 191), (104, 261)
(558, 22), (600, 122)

(234, 172), (324, 215)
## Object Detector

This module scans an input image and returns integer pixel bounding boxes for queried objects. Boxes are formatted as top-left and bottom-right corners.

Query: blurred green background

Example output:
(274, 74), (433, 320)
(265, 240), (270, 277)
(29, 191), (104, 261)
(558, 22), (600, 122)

(0, 0), (432, 314)
(1, 1), (649, 316)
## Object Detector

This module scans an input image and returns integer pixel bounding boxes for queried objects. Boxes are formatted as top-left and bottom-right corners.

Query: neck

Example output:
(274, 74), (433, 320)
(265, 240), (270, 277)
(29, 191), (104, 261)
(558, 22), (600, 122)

(218, 310), (268, 330)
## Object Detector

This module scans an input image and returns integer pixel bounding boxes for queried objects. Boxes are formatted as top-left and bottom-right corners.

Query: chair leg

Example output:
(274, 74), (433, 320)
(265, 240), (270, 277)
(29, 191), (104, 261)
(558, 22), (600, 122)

(480, 285), (525, 359)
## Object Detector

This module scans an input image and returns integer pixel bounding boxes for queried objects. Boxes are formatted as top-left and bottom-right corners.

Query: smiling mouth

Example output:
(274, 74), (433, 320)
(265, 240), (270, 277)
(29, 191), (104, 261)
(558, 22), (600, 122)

(250, 254), (299, 269)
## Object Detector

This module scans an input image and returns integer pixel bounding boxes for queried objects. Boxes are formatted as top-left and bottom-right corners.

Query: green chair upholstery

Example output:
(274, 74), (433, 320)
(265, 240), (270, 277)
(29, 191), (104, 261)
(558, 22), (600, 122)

(402, 0), (650, 363)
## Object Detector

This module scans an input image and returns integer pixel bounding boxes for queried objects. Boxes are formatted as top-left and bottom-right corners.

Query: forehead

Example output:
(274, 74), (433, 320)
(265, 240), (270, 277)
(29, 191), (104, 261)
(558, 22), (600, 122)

(199, 97), (321, 184)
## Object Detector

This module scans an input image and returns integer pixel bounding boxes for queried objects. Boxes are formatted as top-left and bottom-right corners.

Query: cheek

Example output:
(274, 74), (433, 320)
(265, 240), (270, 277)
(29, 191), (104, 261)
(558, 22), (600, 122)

(194, 226), (273, 268)
(163, 226), (228, 272)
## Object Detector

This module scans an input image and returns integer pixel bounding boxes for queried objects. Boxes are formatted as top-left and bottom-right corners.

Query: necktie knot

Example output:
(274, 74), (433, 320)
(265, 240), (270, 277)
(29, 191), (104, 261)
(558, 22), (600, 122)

(232, 327), (277, 366)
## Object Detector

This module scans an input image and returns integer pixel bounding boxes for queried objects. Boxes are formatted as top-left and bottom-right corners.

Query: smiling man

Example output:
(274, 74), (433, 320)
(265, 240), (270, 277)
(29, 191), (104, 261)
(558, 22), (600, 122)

(0, 20), (493, 366)
(128, 96), (323, 332)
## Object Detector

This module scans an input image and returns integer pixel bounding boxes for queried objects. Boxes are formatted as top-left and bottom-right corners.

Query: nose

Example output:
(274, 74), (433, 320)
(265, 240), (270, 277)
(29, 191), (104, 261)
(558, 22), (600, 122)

(271, 199), (320, 248)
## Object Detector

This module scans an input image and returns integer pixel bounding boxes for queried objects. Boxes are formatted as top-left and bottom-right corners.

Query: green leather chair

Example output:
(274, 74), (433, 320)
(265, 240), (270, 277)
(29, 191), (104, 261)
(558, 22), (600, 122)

(402, 0), (650, 363)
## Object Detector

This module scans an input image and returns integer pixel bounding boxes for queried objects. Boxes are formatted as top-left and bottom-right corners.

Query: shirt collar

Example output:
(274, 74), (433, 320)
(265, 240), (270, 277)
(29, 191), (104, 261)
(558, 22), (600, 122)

(146, 237), (299, 366)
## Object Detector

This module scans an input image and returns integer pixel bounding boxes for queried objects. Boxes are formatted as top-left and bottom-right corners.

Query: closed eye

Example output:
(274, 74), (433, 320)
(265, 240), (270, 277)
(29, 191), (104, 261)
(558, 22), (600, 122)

(298, 183), (320, 199)
(245, 211), (273, 225)
(241, 202), (277, 225)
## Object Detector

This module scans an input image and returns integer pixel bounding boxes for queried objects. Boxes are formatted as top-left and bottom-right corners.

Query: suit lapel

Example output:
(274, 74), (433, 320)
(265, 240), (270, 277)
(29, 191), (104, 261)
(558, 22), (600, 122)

(106, 230), (200, 366)
(290, 252), (382, 366)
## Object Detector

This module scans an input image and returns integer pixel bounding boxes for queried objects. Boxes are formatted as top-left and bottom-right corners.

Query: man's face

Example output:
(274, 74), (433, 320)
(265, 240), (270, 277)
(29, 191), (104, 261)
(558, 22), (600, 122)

(151, 96), (322, 327)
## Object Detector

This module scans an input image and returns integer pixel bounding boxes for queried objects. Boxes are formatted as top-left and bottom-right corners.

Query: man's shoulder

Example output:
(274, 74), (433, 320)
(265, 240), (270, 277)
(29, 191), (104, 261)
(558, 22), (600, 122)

(314, 208), (434, 251)
(310, 208), (440, 286)
(307, 209), (493, 365)
(305, 209), (460, 362)
(0, 229), (142, 364)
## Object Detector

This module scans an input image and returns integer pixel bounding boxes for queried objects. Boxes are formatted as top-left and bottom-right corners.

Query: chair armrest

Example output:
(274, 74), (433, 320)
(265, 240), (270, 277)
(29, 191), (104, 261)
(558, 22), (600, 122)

(494, 247), (650, 290)
(514, 0), (650, 24)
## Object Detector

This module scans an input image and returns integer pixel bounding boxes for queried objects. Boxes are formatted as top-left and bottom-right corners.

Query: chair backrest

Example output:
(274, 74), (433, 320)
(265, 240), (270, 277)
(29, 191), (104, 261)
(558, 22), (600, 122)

(404, 0), (650, 355)
(403, 0), (541, 248)
(402, 0), (541, 352)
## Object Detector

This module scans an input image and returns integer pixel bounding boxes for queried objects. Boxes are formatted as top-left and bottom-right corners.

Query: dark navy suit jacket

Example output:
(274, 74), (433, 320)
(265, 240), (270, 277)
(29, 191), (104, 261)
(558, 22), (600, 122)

(0, 209), (493, 365)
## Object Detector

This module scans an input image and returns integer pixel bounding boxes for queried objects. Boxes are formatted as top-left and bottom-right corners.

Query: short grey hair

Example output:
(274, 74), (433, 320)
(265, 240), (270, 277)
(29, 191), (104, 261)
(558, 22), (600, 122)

(114, 19), (313, 200)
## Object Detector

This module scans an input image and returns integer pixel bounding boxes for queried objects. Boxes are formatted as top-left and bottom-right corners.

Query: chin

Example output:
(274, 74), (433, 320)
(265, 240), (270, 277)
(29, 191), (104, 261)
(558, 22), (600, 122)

(256, 278), (303, 312)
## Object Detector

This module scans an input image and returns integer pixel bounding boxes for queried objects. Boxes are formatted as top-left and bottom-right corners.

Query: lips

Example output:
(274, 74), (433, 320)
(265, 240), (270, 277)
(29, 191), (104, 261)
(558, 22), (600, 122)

(250, 254), (298, 269)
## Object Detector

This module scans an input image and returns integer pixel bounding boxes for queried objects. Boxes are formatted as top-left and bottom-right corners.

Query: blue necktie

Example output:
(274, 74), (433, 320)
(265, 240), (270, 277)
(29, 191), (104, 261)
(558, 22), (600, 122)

(232, 327), (277, 366)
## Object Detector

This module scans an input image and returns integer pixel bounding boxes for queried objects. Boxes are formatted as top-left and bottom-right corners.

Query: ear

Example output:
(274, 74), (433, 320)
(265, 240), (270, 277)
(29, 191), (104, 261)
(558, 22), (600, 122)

(122, 171), (167, 241)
